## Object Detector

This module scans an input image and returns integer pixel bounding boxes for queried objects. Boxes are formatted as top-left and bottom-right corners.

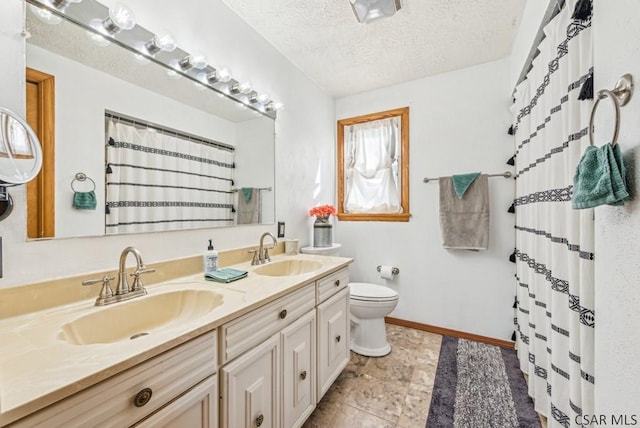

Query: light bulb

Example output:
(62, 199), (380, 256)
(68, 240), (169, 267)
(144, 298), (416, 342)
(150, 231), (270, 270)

(179, 53), (207, 70)
(29, 4), (62, 25)
(257, 93), (270, 104)
(102, 3), (136, 34)
(238, 81), (252, 94)
(145, 32), (176, 55)
(217, 67), (232, 83)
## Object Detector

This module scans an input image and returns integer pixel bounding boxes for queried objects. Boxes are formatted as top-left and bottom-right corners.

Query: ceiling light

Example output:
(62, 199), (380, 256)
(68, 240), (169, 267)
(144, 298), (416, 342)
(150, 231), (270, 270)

(144, 32), (176, 55)
(101, 3), (136, 35)
(349, 0), (401, 24)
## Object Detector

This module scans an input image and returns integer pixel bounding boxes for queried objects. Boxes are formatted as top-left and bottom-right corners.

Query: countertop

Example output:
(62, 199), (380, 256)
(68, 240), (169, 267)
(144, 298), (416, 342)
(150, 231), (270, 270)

(0, 253), (352, 426)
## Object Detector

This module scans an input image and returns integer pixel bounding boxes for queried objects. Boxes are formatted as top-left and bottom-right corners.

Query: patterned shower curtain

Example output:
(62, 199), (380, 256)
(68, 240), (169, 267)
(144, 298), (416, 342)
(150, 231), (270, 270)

(105, 118), (236, 234)
(512, 1), (594, 427)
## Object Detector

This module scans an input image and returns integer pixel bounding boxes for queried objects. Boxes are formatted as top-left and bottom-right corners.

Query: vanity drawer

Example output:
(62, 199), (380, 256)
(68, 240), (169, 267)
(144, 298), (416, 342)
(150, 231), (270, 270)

(316, 268), (349, 304)
(220, 284), (315, 364)
(12, 330), (217, 428)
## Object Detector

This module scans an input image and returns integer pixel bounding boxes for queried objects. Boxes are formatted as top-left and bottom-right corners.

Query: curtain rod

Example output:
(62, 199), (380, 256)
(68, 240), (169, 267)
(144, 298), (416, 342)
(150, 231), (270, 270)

(422, 172), (512, 184)
(513, 0), (566, 92)
(231, 187), (272, 192)
(105, 110), (235, 152)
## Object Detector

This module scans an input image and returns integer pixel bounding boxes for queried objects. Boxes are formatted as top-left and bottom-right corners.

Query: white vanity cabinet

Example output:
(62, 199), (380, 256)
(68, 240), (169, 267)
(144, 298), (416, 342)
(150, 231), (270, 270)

(10, 330), (218, 428)
(281, 310), (316, 428)
(316, 268), (350, 400)
(218, 266), (350, 428)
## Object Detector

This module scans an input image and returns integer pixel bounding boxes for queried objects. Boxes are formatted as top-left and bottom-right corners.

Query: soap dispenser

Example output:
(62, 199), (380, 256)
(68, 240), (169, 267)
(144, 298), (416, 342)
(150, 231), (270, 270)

(204, 239), (218, 273)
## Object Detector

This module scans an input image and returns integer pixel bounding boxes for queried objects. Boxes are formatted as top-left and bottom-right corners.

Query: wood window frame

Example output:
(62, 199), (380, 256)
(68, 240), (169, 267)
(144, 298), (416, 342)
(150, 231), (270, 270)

(337, 107), (410, 222)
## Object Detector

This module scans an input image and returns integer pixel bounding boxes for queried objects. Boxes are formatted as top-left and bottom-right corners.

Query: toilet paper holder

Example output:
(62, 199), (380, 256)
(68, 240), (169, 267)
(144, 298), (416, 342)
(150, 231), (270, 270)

(377, 266), (399, 275)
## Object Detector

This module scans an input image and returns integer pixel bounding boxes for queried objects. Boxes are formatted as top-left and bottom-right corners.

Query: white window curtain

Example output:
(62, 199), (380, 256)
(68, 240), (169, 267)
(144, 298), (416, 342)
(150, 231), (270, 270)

(344, 116), (401, 213)
(512, 1), (594, 427)
(105, 118), (235, 234)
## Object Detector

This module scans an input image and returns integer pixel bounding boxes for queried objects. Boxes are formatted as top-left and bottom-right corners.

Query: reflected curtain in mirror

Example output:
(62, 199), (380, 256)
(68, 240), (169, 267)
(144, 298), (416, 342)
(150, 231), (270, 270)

(105, 116), (236, 234)
(337, 107), (410, 222)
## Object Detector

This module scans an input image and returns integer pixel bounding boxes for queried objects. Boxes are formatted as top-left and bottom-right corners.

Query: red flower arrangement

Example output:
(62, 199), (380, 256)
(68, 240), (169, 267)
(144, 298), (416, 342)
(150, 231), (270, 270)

(309, 204), (337, 221)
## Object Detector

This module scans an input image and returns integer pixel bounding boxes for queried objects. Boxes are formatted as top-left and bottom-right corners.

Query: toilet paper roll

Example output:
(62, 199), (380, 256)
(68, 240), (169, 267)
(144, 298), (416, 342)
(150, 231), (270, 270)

(379, 265), (394, 280)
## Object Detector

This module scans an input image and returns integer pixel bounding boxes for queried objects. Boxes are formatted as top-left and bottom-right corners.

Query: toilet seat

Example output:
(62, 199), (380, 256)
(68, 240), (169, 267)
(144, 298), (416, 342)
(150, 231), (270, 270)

(349, 282), (398, 302)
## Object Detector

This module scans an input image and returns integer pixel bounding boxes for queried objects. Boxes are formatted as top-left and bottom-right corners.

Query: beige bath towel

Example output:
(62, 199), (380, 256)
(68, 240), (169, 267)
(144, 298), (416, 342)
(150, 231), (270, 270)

(439, 175), (490, 250)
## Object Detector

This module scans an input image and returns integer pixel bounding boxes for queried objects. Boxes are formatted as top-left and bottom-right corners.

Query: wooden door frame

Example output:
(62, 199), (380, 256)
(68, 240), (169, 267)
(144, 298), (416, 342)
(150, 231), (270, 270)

(26, 67), (55, 238)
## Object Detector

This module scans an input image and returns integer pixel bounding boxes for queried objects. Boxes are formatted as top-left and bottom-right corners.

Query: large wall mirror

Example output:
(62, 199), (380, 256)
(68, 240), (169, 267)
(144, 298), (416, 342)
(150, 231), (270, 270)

(25, 0), (275, 239)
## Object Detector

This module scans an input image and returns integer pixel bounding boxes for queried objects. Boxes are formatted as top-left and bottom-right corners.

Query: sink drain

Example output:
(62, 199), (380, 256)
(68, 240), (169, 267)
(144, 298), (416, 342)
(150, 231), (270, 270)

(130, 332), (149, 340)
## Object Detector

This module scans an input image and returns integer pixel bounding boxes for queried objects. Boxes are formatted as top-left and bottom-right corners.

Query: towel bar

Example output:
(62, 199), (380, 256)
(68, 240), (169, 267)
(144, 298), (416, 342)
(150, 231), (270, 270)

(589, 73), (633, 148)
(423, 171), (512, 184)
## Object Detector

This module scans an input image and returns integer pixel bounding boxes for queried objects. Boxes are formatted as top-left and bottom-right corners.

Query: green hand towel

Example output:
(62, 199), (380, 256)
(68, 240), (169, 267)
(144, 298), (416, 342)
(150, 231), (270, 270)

(451, 172), (481, 199)
(572, 143), (630, 209)
(73, 191), (97, 210)
(241, 187), (253, 204)
(204, 268), (248, 283)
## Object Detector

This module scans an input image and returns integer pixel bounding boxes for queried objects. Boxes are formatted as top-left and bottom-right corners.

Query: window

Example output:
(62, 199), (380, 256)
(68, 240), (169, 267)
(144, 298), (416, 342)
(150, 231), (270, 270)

(337, 107), (409, 222)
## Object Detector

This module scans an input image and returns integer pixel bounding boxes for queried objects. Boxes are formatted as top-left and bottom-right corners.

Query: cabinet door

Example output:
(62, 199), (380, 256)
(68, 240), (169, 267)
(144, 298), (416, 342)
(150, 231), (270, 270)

(281, 311), (316, 428)
(220, 333), (280, 428)
(134, 375), (217, 428)
(316, 287), (350, 400)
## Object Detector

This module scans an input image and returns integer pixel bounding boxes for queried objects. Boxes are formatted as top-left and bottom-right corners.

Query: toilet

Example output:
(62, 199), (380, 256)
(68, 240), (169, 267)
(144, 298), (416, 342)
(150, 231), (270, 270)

(349, 282), (398, 357)
(299, 244), (399, 357)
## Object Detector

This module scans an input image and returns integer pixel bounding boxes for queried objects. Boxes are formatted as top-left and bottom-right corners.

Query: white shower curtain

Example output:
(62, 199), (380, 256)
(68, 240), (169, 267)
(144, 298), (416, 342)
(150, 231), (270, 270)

(344, 116), (401, 213)
(512, 1), (594, 427)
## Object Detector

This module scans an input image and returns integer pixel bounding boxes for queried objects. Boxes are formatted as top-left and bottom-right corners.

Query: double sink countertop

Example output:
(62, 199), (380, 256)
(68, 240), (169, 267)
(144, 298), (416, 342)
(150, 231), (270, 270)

(0, 253), (352, 426)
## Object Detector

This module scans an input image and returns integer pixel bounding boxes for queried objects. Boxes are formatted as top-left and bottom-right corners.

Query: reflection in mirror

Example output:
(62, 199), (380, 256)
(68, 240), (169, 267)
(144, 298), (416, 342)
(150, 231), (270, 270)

(0, 107), (43, 184)
(25, 0), (275, 239)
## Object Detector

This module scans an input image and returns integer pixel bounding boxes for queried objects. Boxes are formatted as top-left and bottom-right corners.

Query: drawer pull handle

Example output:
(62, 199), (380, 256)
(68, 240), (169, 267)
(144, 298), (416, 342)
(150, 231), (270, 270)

(336, 335), (341, 343)
(300, 370), (307, 380)
(256, 414), (264, 427)
(133, 387), (153, 407)
(334, 279), (340, 287)
(279, 309), (288, 319)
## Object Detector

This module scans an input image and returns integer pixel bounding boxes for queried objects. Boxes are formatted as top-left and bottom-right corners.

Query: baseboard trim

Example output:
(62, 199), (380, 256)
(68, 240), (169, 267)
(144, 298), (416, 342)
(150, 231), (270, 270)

(385, 317), (515, 349)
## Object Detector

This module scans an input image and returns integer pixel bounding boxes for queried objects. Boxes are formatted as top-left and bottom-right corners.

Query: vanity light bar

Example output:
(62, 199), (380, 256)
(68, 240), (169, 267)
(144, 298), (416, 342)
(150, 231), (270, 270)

(27, 0), (281, 119)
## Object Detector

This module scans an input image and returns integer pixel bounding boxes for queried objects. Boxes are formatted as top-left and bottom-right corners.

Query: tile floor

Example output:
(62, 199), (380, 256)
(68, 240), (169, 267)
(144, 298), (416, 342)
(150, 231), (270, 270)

(303, 323), (442, 428)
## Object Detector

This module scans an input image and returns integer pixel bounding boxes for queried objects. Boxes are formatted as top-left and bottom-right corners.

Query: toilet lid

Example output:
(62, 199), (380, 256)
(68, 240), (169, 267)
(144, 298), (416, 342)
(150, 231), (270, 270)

(349, 282), (398, 301)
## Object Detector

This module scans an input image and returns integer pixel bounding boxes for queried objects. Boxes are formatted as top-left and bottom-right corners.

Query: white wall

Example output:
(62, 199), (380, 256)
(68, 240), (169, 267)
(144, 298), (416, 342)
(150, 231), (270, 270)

(335, 58), (516, 340)
(0, 0), (334, 287)
(592, 0), (640, 414)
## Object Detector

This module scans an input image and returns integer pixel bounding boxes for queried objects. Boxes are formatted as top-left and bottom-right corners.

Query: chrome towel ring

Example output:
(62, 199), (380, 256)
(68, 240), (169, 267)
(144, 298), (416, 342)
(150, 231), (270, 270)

(589, 73), (634, 147)
(71, 172), (96, 192)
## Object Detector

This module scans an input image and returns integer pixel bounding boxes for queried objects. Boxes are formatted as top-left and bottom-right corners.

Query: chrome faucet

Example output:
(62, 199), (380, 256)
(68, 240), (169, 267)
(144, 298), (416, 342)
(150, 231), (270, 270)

(250, 232), (277, 265)
(82, 246), (155, 306)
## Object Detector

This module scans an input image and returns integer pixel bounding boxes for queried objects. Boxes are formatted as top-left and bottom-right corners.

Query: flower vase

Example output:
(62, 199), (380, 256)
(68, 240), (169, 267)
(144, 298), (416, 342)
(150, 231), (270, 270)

(313, 215), (333, 247)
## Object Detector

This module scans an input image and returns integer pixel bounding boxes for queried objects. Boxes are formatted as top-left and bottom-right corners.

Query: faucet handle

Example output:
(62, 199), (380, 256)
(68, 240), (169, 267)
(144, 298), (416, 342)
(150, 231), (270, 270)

(262, 247), (272, 263)
(82, 275), (115, 302)
(248, 249), (260, 265)
(129, 267), (155, 292)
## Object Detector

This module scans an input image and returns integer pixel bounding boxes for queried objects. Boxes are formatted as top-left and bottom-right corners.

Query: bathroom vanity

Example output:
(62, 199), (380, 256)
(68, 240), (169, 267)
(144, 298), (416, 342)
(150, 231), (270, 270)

(0, 254), (351, 428)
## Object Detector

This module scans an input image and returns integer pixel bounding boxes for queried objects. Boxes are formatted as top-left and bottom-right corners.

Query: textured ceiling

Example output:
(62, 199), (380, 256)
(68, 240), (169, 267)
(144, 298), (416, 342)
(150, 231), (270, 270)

(222, 0), (526, 98)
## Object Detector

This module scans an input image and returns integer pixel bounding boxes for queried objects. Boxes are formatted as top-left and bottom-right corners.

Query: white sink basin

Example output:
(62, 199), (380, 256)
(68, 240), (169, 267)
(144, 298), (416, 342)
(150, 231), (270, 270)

(58, 289), (224, 345)
(253, 259), (322, 277)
